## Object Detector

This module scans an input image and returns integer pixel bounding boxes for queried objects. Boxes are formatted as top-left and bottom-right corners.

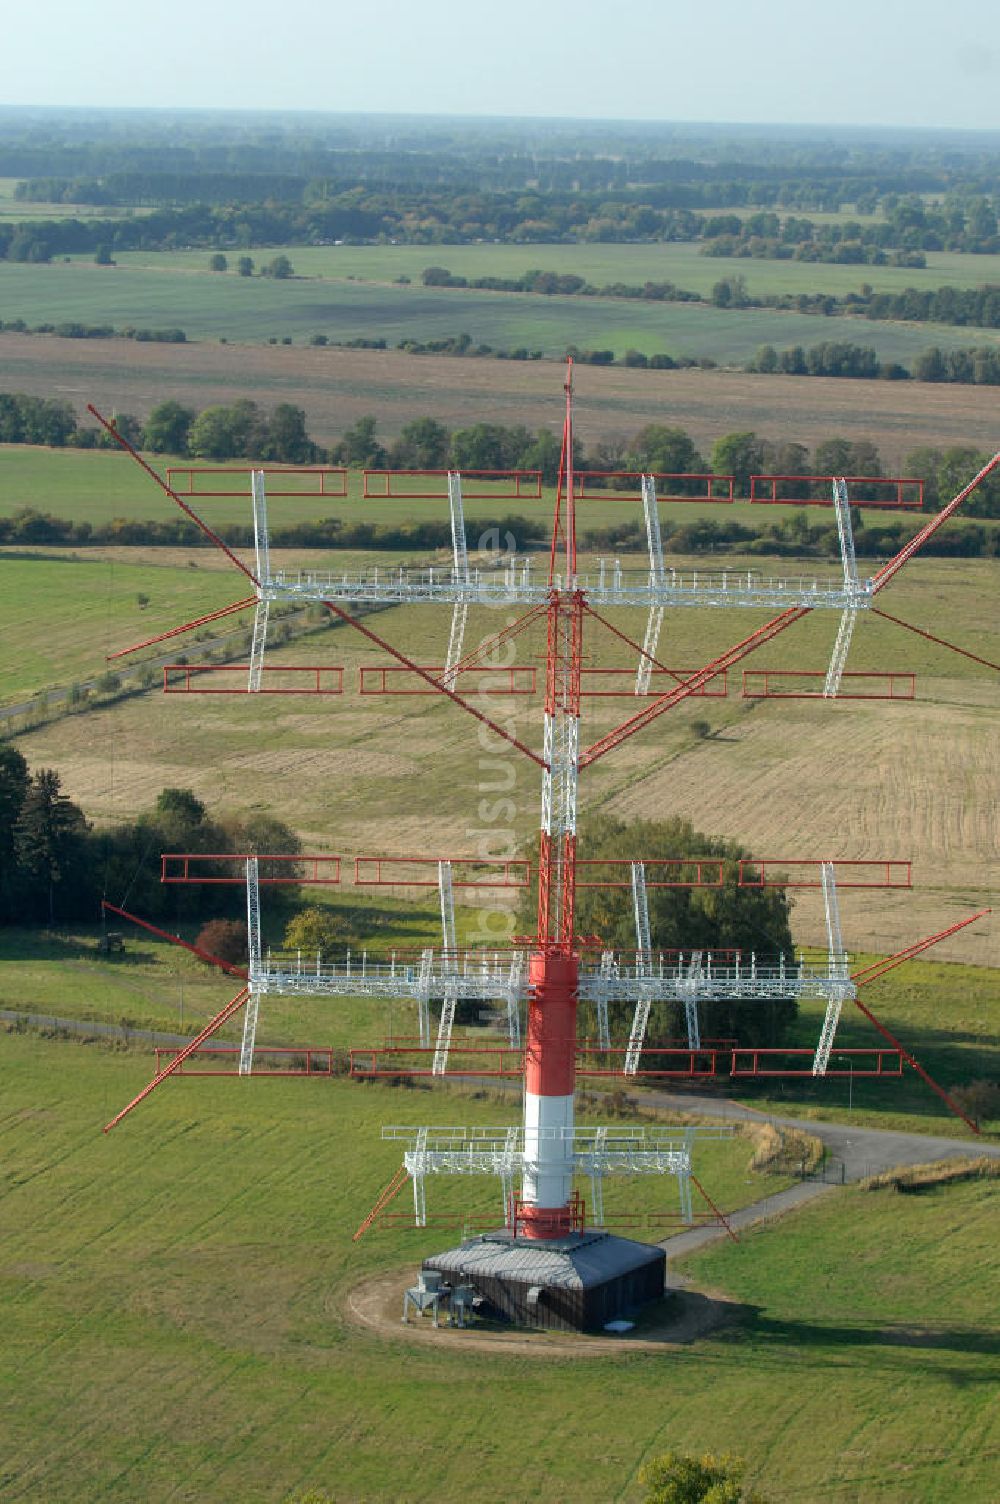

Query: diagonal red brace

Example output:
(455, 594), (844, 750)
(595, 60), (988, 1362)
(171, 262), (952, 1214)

(101, 901), (248, 978)
(690, 1173), (738, 1242)
(872, 607), (1000, 674)
(87, 404), (259, 586)
(849, 909), (991, 1136)
(107, 596), (257, 661)
(321, 598), (546, 766)
(103, 984), (250, 1133)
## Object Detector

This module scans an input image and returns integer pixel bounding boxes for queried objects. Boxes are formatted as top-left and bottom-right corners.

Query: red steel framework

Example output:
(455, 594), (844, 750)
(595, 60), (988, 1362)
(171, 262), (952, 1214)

(358, 664), (535, 696)
(570, 471), (735, 503)
(345, 1043), (905, 1081)
(155, 1047), (337, 1076)
(737, 859), (912, 889)
(89, 377), (998, 1187)
(749, 475), (923, 508)
(353, 855), (530, 889)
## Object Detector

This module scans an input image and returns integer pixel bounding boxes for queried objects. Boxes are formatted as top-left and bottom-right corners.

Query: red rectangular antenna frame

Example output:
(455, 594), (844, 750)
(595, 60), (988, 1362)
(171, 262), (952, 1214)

(741, 670), (915, 700)
(164, 665), (344, 695)
(571, 471), (735, 503)
(166, 466), (348, 496)
(363, 469), (542, 499)
(353, 855), (530, 888)
(358, 664), (536, 696)
(574, 858), (725, 888)
(161, 853), (342, 884)
(580, 667), (727, 698)
(737, 859), (912, 888)
(749, 475), (923, 509)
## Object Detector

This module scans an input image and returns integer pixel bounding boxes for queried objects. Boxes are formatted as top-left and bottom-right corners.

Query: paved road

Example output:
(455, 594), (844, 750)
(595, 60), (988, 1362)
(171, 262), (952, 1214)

(648, 1084), (998, 1264)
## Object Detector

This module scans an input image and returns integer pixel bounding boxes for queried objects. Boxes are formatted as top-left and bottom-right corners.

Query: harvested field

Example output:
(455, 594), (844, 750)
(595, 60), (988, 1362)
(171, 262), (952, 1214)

(2, 333), (1000, 467)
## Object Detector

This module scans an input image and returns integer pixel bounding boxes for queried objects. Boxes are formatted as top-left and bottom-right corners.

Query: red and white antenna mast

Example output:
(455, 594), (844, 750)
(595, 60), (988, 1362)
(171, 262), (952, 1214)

(91, 379), (996, 1278)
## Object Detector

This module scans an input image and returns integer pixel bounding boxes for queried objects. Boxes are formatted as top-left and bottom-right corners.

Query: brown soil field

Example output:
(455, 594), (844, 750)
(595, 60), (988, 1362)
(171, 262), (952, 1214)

(5, 333), (1000, 465)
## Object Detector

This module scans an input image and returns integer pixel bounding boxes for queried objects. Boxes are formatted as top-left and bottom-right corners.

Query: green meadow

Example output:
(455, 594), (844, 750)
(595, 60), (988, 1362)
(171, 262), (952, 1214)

(2, 255), (999, 365)
(0, 1029), (996, 1502)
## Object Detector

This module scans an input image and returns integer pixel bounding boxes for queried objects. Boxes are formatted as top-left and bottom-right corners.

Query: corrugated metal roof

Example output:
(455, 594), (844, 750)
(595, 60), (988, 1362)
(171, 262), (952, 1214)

(426, 1231), (664, 1290)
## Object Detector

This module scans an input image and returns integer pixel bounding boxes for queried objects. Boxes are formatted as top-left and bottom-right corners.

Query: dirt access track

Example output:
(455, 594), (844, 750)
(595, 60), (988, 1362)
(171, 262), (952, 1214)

(6, 332), (1000, 464)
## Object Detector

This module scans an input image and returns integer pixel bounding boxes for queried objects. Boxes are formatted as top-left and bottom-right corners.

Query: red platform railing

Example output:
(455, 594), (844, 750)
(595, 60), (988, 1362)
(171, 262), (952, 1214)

(749, 475), (923, 509)
(575, 858), (726, 888)
(741, 670), (915, 700)
(354, 855), (531, 888)
(154, 1047), (337, 1075)
(738, 859), (912, 889)
(729, 1048), (903, 1077)
(580, 667), (728, 697)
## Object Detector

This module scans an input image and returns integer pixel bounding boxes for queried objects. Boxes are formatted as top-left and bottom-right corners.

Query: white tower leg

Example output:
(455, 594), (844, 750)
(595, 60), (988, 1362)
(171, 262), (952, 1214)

(443, 602), (468, 688)
(240, 855), (261, 1076)
(433, 861), (458, 1075)
(249, 470), (271, 694)
(813, 862), (851, 1075)
(624, 863), (653, 1075)
(825, 479), (859, 698)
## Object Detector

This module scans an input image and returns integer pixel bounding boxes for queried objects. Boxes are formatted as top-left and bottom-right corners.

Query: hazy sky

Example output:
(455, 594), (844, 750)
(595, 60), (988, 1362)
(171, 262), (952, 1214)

(5, 0), (999, 131)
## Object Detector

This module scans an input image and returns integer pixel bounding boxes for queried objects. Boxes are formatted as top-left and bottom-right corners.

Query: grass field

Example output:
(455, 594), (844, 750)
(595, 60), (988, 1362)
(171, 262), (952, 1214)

(3, 338), (1000, 470)
(0, 1030), (996, 1502)
(2, 258), (999, 368)
(109, 240), (1000, 300)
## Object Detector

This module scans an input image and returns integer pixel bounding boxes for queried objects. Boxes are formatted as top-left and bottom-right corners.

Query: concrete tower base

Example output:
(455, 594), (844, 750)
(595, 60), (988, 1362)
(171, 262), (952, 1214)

(423, 1229), (666, 1332)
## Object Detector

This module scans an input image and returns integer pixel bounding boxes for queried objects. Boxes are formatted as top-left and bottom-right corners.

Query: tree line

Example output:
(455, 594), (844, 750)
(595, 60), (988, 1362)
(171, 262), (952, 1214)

(3, 190), (998, 268)
(745, 338), (1000, 388)
(2, 394), (998, 523)
(423, 262), (1000, 331)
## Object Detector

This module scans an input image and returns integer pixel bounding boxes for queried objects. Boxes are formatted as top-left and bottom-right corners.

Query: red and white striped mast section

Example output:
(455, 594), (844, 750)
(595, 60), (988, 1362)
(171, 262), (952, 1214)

(523, 361), (584, 1238)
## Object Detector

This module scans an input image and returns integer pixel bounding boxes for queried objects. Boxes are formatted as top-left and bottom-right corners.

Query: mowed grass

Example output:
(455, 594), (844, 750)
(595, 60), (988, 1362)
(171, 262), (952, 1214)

(0, 1030), (996, 1502)
(672, 1174), (1000, 1502)
(0, 551), (237, 704)
(2, 257), (1000, 365)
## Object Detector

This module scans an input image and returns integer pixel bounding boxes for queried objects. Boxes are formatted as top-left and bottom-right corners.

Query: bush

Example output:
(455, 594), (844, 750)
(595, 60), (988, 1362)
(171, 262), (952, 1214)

(194, 919), (248, 967)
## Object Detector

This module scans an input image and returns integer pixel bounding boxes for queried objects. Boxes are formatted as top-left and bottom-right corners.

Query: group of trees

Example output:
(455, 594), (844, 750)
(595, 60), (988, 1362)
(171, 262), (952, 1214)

(746, 338), (1000, 388)
(517, 815), (798, 1050)
(0, 756), (301, 928)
